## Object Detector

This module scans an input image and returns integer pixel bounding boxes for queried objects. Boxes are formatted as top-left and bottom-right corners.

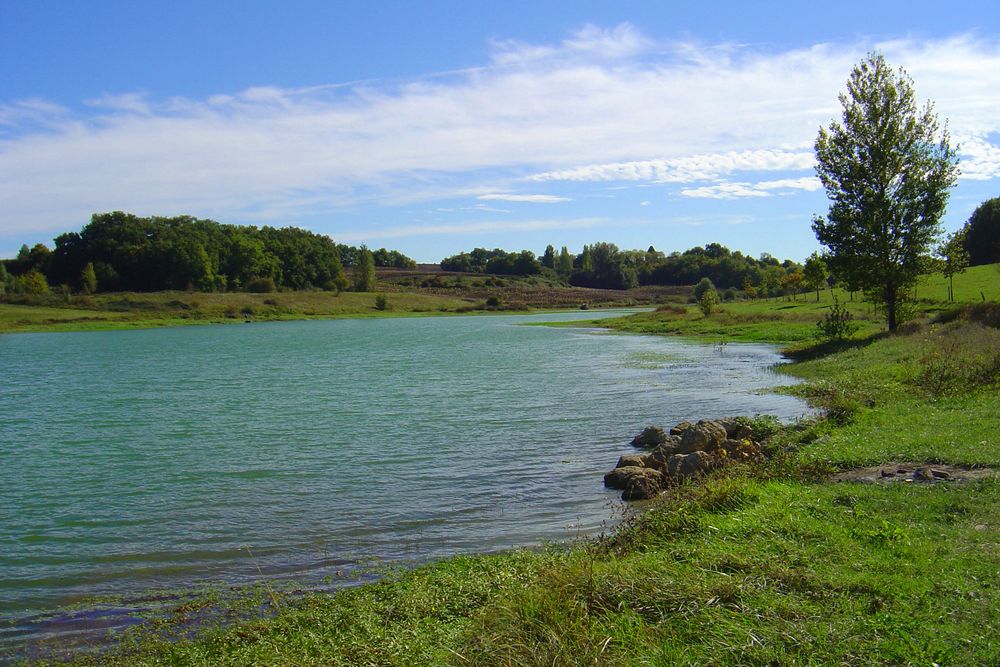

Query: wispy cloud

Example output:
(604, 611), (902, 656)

(681, 176), (822, 199)
(1, 27), (998, 239)
(478, 193), (571, 203)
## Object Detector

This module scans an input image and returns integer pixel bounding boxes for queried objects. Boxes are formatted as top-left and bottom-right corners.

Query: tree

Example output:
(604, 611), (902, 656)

(80, 262), (98, 294)
(936, 229), (969, 302)
(812, 53), (959, 331)
(961, 197), (1000, 266)
(782, 268), (805, 299)
(556, 246), (573, 276)
(541, 245), (556, 269)
(0, 261), (7, 297)
(353, 246), (376, 292)
(803, 252), (829, 302)
(20, 269), (50, 294)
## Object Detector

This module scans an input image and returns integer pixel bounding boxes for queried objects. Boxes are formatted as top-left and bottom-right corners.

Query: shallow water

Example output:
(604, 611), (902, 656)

(0, 310), (809, 647)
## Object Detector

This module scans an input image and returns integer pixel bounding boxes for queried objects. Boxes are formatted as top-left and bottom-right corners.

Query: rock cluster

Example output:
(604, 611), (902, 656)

(605, 417), (764, 501)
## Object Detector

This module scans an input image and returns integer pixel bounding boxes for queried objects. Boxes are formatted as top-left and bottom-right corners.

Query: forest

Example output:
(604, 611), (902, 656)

(0, 212), (414, 295)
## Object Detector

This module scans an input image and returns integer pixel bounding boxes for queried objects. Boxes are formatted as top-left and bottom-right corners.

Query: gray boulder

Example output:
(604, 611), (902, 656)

(630, 425), (668, 449)
(621, 468), (664, 501)
(667, 451), (715, 478)
(669, 421), (694, 436)
(603, 465), (646, 490)
(678, 420), (728, 453)
(615, 454), (647, 469)
(645, 437), (682, 471)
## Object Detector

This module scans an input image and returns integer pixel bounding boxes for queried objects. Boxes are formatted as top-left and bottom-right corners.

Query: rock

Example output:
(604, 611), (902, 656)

(645, 437), (682, 471)
(615, 454), (646, 469)
(913, 468), (934, 481)
(667, 451), (714, 478)
(717, 417), (754, 441)
(669, 421), (693, 436)
(678, 420), (728, 454)
(603, 466), (646, 490)
(630, 425), (667, 449)
(621, 468), (664, 501)
(931, 469), (950, 479)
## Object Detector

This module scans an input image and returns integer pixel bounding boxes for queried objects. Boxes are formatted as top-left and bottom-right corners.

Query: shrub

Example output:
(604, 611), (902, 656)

(698, 288), (719, 316)
(374, 294), (388, 311)
(485, 295), (504, 309)
(245, 277), (276, 293)
(816, 297), (858, 340)
(693, 277), (716, 300)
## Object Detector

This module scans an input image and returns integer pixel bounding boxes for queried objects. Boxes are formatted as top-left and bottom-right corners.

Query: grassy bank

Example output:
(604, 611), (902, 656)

(0, 274), (682, 334)
(599, 262), (1000, 345)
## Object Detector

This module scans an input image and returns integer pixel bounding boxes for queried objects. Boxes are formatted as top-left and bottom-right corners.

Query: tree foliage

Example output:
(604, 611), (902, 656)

(353, 247), (376, 292)
(80, 262), (98, 295)
(936, 229), (969, 302)
(6, 212), (357, 293)
(961, 197), (1000, 266)
(812, 53), (959, 330)
(803, 252), (829, 301)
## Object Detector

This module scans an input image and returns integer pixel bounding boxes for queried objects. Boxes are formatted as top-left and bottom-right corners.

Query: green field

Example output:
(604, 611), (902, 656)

(11, 267), (1000, 665)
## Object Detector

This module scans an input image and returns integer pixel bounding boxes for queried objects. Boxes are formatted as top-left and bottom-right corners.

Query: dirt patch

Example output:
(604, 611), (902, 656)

(831, 463), (998, 484)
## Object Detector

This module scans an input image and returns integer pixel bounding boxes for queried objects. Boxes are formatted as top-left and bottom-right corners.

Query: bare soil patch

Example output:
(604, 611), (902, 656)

(831, 462), (998, 484)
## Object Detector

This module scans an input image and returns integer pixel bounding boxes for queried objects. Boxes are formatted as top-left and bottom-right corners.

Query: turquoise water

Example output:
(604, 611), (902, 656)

(0, 311), (808, 640)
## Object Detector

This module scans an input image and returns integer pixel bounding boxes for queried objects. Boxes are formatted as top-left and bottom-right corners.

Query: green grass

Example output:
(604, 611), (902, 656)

(0, 290), (478, 334)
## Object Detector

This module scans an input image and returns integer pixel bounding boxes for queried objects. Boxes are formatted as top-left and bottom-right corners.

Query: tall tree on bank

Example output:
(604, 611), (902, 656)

(812, 53), (958, 331)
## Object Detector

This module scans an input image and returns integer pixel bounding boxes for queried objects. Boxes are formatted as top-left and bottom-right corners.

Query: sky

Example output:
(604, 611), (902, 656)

(2, 1), (999, 263)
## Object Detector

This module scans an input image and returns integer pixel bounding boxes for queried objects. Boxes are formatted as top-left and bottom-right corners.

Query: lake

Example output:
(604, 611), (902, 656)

(0, 310), (809, 647)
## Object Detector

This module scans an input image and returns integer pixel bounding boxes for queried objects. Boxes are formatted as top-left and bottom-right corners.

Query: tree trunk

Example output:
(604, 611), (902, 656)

(886, 296), (897, 331)
(948, 274), (954, 302)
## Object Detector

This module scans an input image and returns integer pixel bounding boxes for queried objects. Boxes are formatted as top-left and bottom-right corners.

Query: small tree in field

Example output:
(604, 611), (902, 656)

(813, 53), (959, 331)
(803, 252), (829, 302)
(936, 229), (969, 302)
(353, 246), (376, 292)
(80, 262), (98, 294)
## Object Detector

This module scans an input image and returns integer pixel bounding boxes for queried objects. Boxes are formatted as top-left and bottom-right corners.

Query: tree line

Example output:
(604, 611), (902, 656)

(441, 242), (813, 294)
(0, 212), (415, 295)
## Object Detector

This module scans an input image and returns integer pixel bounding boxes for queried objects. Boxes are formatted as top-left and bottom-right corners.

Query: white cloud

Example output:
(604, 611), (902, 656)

(681, 176), (822, 199)
(681, 183), (770, 200)
(530, 149), (816, 183)
(1, 28), (999, 238)
(478, 193), (571, 203)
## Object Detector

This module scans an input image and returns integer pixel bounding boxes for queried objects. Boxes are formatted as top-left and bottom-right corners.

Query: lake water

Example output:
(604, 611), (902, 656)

(0, 310), (809, 648)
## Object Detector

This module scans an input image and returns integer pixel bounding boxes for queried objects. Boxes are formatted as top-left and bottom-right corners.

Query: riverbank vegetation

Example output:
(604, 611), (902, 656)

(40, 284), (996, 666)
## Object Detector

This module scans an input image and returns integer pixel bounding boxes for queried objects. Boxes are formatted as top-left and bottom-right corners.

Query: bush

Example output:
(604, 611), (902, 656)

(245, 277), (276, 293)
(374, 294), (388, 311)
(693, 277), (716, 300)
(698, 288), (719, 316)
(816, 297), (858, 340)
(485, 295), (504, 309)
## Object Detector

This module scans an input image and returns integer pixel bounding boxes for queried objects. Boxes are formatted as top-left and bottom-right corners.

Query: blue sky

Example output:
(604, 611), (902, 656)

(2, 1), (998, 262)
